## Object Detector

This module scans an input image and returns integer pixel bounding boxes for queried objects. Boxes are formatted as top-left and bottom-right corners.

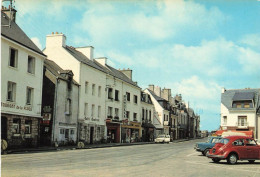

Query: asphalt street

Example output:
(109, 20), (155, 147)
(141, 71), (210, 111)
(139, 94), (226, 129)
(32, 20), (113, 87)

(2, 138), (260, 177)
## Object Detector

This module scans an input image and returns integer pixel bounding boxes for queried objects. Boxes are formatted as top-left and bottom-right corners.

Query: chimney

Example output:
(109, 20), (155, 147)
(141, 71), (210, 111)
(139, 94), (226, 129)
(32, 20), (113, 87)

(76, 46), (94, 61)
(2, 5), (17, 22)
(221, 87), (226, 93)
(154, 86), (161, 97)
(148, 85), (154, 92)
(46, 32), (66, 48)
(161, 88), (171, 101)
(94, 57), (107, 66)
(120, 68), (132, 80)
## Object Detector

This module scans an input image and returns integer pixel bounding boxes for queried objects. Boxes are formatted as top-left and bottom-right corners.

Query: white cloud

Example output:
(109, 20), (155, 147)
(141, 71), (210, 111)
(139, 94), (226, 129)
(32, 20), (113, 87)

(31, 37), (42, 50)
(239, 33), (260, 51)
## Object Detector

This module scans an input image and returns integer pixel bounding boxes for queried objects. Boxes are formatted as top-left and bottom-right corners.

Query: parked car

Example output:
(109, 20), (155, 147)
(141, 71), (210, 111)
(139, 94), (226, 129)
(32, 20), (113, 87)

(194, 136), (222, 156)
(155, 134), (170, 143)
(207, 135), (260, 164)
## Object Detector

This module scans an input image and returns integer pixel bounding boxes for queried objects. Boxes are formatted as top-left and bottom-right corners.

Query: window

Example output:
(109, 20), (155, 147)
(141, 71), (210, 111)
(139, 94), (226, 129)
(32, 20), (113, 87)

(7, 81), (16, 102)
(134, 95), (138, 104)
(126, 111), (130, 118)
(98, 106), (101, 118)
(233, 139), (244, 146)
(60, 129), (65, 134)
(91, 104), (95, 117)
(115, 108), (119, 118)
(27, 56), (35, 74)
(164, 114), (166, 121)
(9, 48), (18, 68)
(223, 116), (227, 125)
(65, 98), (71, 115)
(115, 90), (119, 101)
(149, 110), (151, 121)
(26, 87), (33, 105)
(98, 86), (101, 97)
(108, 88), (113, 99)
(133, 113), (137, 121)
(108, 107), (113, 118)
(70, 129), (74, 135)
(142, 108), (145, 120)
(238, 116), (247, 126)
(167, 115), (169, 121)
(84, 103), (88, 117)
(85, 82), (88, 94)
(25, 120), (32, 134)
(145, 110), (148, 120)
(92, 84), (95, 95)
(126, 92), (130, 101)
(65, 129), (69, 138)
(13, 119), (20, 134)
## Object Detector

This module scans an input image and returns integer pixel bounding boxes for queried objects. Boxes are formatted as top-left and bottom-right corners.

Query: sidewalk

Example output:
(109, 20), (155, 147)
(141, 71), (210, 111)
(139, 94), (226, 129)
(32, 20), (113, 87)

(3, 138), (194, 155)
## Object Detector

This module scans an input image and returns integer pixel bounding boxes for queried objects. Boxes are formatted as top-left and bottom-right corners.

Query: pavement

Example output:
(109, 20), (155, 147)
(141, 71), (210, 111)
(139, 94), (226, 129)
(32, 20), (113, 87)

(2, 138), (195, 155)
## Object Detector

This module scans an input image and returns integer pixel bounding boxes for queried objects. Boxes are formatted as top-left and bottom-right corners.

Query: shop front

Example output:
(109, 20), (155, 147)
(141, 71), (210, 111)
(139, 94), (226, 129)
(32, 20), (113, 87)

(106, 119), (120, 143)
(142, 122), (155, 142)
(121, 121), (142, 143)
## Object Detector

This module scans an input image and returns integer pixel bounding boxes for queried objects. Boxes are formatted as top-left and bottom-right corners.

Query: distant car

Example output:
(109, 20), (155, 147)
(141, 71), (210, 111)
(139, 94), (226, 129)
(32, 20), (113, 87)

(194, 136), (222, 156)
(155, 134), (170, 143)
(207, 136), (260, 164)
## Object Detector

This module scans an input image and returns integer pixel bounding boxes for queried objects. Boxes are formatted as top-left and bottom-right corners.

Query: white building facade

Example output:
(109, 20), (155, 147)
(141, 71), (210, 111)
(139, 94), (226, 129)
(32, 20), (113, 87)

(1, 10), (46, 148)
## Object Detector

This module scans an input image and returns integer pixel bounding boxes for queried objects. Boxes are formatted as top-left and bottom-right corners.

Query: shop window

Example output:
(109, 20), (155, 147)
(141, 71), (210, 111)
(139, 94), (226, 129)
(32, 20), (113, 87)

(65, 129), (69, 139)
(26, 87), (34, 105)
(27, 56), (35, 74)
(7, 81), (16, 102)
(25, 120), (32, 134)
(115, 90), (119, 101)
(70, 129), (74, 135)
(9, 47), (18, 68)
(13, 119), (21, 134)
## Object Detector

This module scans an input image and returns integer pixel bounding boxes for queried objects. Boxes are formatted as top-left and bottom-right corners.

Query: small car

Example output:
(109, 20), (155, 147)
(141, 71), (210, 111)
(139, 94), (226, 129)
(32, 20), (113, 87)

(207, 135), (260, 164)
(154, 134), (170, 143)
(194, 136), (222, 156)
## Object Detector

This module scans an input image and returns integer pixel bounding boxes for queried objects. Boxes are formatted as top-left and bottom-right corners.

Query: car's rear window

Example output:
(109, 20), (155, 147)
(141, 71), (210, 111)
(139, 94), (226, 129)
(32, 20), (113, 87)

(220, 138), (229, 144)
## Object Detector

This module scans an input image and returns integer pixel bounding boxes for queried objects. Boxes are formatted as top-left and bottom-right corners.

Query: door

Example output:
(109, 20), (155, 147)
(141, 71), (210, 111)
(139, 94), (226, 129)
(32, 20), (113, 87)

(90, 127), (94, 144)
(245, 139), (259, 159)
(232, 139), (247, 159)
(1, 117), (7, 140)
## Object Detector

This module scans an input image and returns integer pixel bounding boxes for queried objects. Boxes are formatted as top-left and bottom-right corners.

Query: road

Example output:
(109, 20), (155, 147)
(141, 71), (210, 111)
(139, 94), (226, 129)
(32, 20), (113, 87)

(2, 138), (260, 177)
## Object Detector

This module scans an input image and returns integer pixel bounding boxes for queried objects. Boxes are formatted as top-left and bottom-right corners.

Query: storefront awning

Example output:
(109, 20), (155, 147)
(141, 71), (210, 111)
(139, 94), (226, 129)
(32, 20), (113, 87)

(216, 130), (253, 138)
(142, 122), (156, 128)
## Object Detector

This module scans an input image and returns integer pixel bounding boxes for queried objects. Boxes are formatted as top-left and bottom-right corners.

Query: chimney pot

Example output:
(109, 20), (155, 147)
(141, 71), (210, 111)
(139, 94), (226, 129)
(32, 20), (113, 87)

(52, 32), (54, 34)
(55, 32), (58, 34)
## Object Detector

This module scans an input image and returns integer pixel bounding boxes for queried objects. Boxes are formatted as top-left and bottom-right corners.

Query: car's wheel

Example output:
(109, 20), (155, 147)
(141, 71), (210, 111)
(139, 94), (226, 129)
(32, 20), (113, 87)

(204, 149), (209, 156)
(202, 152), (205, 156)
(227, 153), (237, 165)
(248, 160), (255, 164)
(212, 158), (220, 163)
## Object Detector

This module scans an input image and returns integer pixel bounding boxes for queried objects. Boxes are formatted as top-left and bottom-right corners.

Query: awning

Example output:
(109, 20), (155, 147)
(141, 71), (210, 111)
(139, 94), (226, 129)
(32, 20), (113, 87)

(142, 122), (156, 128)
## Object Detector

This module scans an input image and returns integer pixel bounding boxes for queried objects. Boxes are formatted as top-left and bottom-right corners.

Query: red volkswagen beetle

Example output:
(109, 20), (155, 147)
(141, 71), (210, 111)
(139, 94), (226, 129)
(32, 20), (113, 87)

(207, 136), (260, 164)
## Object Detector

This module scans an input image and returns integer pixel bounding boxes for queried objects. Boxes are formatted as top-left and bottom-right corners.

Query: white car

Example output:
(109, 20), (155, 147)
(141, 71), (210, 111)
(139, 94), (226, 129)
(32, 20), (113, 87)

(155, 134), (170, 143)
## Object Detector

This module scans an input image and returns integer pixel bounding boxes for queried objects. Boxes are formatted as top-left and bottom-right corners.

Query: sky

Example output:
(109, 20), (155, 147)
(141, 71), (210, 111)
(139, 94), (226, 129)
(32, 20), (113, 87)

(5, 0), (260, 131)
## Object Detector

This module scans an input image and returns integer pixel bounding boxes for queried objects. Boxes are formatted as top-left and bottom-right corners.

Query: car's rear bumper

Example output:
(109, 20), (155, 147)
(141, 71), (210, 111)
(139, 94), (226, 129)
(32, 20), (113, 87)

(207, 154), (225, 159)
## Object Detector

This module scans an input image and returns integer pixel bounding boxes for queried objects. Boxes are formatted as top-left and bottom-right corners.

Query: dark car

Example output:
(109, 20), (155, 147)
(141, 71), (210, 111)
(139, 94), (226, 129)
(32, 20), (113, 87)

(207, 136), (260, 164)
(194, 136), (222, 156)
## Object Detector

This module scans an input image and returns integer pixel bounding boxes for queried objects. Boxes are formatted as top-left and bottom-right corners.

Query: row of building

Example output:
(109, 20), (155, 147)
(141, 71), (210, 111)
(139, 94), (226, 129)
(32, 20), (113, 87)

(1, 7), (200, 149)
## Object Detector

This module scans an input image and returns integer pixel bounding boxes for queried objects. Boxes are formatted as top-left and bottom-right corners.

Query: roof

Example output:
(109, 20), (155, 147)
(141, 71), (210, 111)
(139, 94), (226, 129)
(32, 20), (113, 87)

(232, 92), (255, 101)
(64, 45), (139, 88)
(147, 89), (166, 102)
(44, 59), (79, 85)
(1, 11), (46, 57)
(187, 108), (195, 117)
(221, 89), (260, 111)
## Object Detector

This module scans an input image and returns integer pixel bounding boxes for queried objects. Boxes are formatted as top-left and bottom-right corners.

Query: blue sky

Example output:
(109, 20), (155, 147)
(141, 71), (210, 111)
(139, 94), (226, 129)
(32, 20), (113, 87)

(7, 0), (260, 131)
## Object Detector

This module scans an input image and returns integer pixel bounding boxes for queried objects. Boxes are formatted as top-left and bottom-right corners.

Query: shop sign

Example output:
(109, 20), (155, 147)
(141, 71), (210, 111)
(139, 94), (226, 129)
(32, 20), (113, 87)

(1, 102), (32, 111)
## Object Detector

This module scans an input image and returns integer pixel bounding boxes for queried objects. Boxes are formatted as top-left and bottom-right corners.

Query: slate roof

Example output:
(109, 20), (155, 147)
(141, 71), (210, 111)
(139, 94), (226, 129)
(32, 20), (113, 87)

(64, 45), (139, 88)
(221, 89), (260, 110)
(147, 89), (166, 102)
(44, 59), (79, 85)
(187, 108), (195, 117)
(1, 11), (46, 57)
